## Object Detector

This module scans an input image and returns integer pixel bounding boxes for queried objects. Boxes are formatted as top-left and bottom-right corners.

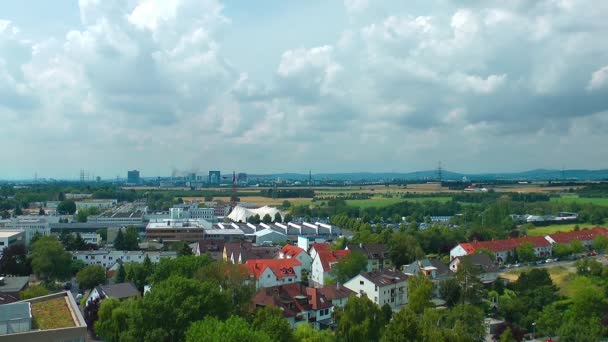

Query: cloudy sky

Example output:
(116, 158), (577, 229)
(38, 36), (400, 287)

(2, 0), (608, 179)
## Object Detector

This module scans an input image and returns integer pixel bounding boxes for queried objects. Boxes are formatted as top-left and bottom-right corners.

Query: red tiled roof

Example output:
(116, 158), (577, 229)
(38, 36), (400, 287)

(244, 259), (302, 280)
(306, 287), (332, 310)
(280, 244), (305, 258)
(317, 285), (356, 300)
(317, 250), (350, 272)
(548, 227), (608, 244)
(251, 284), (332, 317)
(311, 242), (331, 253)
(459, 235), (550, 254)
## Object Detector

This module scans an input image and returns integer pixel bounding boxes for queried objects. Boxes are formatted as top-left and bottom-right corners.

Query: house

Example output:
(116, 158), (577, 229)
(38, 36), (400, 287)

(72, 250), (178, 268)
(86, 282), (140, 305)
(346, 243), (391, 271)
(309, 242), (331, 260)
(310, 249), (350, 287)
(0, 292), (86, 341)
(450, 236), (552, 263)
(244, 259), (302, 289)
(223, 242), (280, 264)
(0, 277), (29, 305)
(251, 284), (334, 329)
(278, 244), (313, 272)
(316, 284), (355, 310)
(344, 270), (408, 310)
(194, 239), (225, 261)
(403, 259), (452, 297)
(449, 254), (499, 284)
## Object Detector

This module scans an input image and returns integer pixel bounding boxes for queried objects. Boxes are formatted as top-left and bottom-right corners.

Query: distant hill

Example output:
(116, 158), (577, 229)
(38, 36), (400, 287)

(249, 169), (608, 182)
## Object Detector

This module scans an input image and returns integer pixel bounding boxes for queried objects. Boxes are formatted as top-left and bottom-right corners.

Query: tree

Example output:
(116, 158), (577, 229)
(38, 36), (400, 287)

(77, 209), (89, 223)
(97, 228), (108, 242)
(150, 255), (212, 283)
(592, 234), (608, 252)
(444, 304), (485, 341)
(516, 242), (536, 262)
(114, 229), (125, 250)
(123, 226), (140, 250)
(115, 263), (126, 283)
(274, 212), (283, 223)
(381, 308), (420, 342)
(293, 324), (335, 342)
(14, 203), (23, 216)
(94, 298), (129, 342)
(552, 243), (572, 258)
(19, 285), (49, 299)
(196, 261), (255, 316)
(57, 200), (77, 214)
(475, 248), (496, 262)
(570, 239), (585, 254)
(262, 213), (272, 224)
(31, 236), (72, 282)
(455, 258), (483, 305)
(407, 274), (433, 314)
(498, 327), (516, 342)
(38, 207), (45, 216)
(252, 307), (293, 342)
(84, 298), (102, 333)
(388, 232), (424, 267)
(282, 200), (291, 209)
(284, 213), (293, 223)
(331, 251), (368, 284)
(439, 278), (461, 308)
(0, 243), (30, 275)
(186, 316), (271, 342)
(125, 263), (148, 292)
(77, 265), (107, 291)
(336, 295), (386, 342)
(173, 241), (193, 256)
(381, 303), (393, 322)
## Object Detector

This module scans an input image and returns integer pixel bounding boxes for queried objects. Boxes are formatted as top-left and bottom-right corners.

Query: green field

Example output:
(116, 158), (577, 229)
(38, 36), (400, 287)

(345, 196), (452, 208)
(551, 195), (608, 207)
(527, 223), (600, 236)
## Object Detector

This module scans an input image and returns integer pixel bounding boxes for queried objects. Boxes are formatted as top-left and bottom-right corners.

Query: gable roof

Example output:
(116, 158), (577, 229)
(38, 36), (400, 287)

(317, 250), (350, 272)
(310, 242), (331, 253)
(458, 235), (551, 254)
(280, 244), (306, 258)
(97, 282), (140, 300)
(359, 270), (407, 287)
(346, 244), (389, 259)
(316, 285), (356, 301)
(244, 259), (301, 280)
(251, 284), (332, 318)
(225, 242), (280, 263)
(403, 259), (451, 278)
(547, 227), (608, 244)
(453, 254), (499, 273)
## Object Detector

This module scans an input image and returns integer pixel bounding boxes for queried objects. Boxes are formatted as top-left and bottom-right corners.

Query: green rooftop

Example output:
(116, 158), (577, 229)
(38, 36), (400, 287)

(31, 297), (75, 330)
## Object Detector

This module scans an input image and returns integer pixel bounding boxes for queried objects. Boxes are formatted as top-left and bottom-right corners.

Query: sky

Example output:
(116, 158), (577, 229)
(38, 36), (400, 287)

(1, 0), (608, 179)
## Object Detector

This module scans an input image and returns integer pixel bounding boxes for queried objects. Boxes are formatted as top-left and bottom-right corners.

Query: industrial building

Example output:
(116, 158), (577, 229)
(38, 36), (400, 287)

(127, 170), (140, 185)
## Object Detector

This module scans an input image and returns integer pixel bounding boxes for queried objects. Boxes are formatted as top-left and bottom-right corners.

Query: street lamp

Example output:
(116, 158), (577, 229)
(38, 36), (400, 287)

(532, 322), (536, 337)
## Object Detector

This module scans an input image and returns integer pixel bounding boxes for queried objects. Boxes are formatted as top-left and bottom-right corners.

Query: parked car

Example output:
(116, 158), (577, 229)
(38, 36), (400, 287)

(513, 263), (521, 268)
(63, 282), (72, 290)
(589, 252), (598, 257)
(536, 260), (545, 265)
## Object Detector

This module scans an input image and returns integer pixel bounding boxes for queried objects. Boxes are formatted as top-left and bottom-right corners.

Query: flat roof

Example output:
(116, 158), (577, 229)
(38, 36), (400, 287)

(0, 277), (29, 293)
(0, 302), (31, 322)
(0, 230), (24, 238)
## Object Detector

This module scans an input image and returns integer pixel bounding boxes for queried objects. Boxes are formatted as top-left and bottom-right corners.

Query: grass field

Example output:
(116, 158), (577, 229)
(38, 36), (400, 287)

(31, 297), (76, 330)
(502, 265), (576, 295)
(181, 196), (313, 207)
(526, 223), (601, 236)
(551, 195), (608, 207)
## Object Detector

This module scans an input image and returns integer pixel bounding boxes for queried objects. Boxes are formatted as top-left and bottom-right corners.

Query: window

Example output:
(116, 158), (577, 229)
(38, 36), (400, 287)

(0, 242), (4, 246)
(360, 280), (364, 285)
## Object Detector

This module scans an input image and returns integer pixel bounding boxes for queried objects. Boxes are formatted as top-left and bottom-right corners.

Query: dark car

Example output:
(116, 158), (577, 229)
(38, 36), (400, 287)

(63, 282), (72, 290)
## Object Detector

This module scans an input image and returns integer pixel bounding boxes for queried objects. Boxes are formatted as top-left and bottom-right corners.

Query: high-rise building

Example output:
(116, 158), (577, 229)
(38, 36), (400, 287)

(127, 170), (140, 184)
(208, 171), (221, 184)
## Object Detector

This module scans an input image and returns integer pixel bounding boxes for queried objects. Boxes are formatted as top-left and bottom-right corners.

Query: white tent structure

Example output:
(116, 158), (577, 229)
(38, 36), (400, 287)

(227, 205), (281, 223)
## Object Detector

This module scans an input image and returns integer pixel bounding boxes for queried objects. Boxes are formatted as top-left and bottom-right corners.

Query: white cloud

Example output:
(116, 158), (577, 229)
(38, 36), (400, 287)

(587, 65), (608, 91)
(344, 0), (369, 14)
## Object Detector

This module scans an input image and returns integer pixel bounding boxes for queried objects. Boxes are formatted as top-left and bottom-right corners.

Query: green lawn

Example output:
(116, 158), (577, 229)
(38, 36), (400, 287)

(551, 195), (608, 207)
(527, 223), (600, 236)
(345, 196), (452, 208)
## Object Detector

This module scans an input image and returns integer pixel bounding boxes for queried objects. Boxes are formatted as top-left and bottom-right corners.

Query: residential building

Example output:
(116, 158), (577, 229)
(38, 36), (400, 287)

(309, 242), (331, 261)
(449, 236), (552, 263)
(344, 270), (409, 310)
(86, 282), (140, 306)
(223, 242), (280, 264)
(449, 254), (499, 284)
(0, 230), (25, 256)
(545, 227), (608, 247)
(194, 239), (225, 261)
(310, 249), (350, 287)
(251, 284), (334, 329)
(72, 250), (177, 268)
(316, 284), (355, 309)
(127, 170), (140, 185)
(72, 232), (101, 246)
(0, 277), (29, 305)
(346, 243), (391, 271)
(297, 236), (327, 253)
(403, 259), (452, 297)
(75, 199), (118, 210)
(244, 259), (302, 289)
(279, 244), (313, 272)
(0, 291), (87, 341)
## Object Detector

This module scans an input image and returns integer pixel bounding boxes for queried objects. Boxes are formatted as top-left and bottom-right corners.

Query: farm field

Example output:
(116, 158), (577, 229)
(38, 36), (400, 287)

(181, 196), (313, 207)
(526, 223), (601, 236)
(345, 196), (452, 208)
(551, 195), (608, 207)
(502, 265), (576, 295)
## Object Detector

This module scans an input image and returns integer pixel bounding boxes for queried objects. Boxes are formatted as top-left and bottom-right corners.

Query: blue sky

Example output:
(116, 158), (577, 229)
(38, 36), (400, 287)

(1, 0), (608, 179)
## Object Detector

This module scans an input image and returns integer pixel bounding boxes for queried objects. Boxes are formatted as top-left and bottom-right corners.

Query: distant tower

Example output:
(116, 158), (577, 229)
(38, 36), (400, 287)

(562, 165), (566, 180)
(80, 169), (85, 183)
(437, 161), (443, 183)
(309, 170), (312, 186)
